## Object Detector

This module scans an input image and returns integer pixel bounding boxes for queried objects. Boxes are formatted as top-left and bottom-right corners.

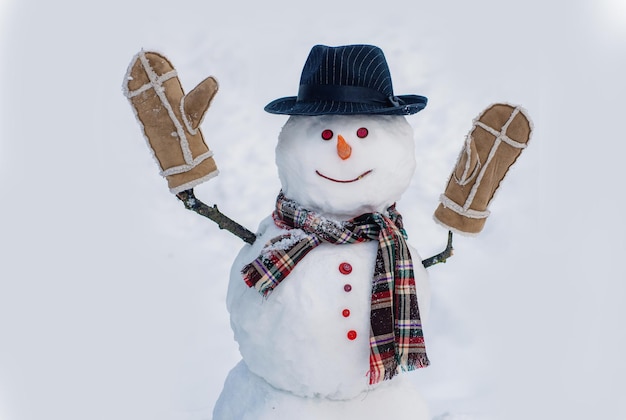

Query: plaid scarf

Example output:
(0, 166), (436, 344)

(241, 192), (429, 384)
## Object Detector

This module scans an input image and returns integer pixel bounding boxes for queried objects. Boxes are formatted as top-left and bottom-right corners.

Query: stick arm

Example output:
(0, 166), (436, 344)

(176, 188), (453, 265)
(175, 189), (257, 245)
(421, 231), (454, 268)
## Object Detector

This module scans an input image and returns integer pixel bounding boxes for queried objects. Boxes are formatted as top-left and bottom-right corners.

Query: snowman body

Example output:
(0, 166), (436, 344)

(214, 115), (431, 418)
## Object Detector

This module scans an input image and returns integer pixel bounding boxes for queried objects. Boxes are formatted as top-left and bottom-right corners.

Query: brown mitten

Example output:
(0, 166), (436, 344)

(434, 103), (533, 235)
(123, 50), (219, 194)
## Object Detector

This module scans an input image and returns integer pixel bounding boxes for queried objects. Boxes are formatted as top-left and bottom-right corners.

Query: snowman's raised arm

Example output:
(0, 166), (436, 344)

(123, 50), (257, 244)
(425, 103), (532, 266)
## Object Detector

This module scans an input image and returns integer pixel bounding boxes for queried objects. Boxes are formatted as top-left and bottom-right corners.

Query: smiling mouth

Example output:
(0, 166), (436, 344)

(315, 169), (373, 183)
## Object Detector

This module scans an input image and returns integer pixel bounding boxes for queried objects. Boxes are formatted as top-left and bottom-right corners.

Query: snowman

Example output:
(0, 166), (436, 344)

(123, 44), (532, 420)
(213, 44), (433, 419)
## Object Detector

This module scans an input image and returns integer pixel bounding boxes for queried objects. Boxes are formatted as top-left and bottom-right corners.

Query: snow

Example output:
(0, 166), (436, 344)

(1, 1), (626, 420)
(276, 114), (416, 220)
(213, 361), (429, 420)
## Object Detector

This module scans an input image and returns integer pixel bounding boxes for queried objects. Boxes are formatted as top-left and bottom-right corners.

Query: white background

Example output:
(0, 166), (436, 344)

(1, 0), (625, 419)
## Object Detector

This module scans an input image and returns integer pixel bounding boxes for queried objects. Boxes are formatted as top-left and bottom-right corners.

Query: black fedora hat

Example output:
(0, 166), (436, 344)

(264, 44), (427, 116)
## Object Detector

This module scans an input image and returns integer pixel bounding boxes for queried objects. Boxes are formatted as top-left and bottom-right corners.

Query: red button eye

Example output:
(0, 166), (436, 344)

(356, 127), (368, 138)
(321, 129), (334, 140)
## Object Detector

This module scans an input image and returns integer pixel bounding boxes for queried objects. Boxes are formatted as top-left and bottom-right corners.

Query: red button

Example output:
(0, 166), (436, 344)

(343, 284), (352, 292)
(339, 262), (352, 275)
(342, 309), (350, 317)
(347, 330), (357, 340)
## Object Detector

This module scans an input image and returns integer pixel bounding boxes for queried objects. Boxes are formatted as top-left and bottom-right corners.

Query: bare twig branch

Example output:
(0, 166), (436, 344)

(422, 231), (454, 268)
(176, 189), (453, 267)
(175, 189), (257, 245)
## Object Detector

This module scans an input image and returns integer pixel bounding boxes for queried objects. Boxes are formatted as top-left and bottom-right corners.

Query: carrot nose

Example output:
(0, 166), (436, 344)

(337, 134), (352, 160)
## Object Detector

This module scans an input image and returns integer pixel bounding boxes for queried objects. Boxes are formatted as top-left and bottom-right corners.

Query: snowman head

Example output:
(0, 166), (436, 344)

(276, 114), (416, 220)
(266, 44), (427, 220)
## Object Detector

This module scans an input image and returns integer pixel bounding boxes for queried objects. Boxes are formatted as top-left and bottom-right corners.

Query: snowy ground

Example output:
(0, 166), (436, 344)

(1, 0), (626, 419)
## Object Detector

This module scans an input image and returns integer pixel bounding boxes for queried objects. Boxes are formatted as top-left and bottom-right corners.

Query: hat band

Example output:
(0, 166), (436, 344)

(297, 84), (401, 107)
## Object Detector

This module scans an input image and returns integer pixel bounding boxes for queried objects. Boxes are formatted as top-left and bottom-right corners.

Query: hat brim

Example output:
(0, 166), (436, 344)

(264, 94), (427, 116)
